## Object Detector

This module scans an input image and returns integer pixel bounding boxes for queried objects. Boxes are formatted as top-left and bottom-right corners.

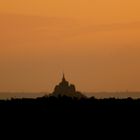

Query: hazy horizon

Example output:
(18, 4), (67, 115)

(1, 91), (140, 99)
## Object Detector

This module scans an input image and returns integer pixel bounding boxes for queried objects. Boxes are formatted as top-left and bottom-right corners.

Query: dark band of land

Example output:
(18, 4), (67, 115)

(1, 96), (140, 115)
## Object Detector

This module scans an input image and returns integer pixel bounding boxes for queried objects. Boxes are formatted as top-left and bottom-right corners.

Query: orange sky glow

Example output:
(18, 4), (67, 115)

(0, 0), (140, 98)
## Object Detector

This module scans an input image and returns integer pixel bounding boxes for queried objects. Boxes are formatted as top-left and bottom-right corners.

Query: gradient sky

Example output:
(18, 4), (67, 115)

(0, 0), (140, 97)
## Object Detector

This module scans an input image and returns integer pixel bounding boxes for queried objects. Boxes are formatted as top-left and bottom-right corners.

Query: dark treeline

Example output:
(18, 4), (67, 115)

(1, 96), (140, 133)
(1, 96), (140, 116)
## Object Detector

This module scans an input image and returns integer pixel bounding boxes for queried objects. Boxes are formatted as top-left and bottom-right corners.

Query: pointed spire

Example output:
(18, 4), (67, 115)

(62, 72), (66, 82)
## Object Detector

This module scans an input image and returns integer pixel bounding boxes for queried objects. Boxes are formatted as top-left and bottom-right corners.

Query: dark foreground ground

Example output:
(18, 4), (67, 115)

(1, 96), (140, 117)
(1, 96), (140, 135)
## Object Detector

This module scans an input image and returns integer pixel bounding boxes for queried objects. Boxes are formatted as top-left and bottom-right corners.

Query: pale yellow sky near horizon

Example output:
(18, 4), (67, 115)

(0, 0), (140, 97)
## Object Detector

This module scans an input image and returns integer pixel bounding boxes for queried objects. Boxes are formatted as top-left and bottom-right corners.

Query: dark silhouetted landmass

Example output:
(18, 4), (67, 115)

(1, 96), (140, 116)
(0, 96), (140, 134)
(50, 73), (86, 98)
(1, 75), (140, 133)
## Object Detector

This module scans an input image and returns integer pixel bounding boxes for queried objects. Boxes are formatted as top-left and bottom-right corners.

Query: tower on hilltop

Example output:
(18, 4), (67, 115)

(51, 73), (86, 98)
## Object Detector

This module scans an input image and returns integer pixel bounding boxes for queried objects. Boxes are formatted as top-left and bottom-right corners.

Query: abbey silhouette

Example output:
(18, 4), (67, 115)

(51, 74), (85, 98)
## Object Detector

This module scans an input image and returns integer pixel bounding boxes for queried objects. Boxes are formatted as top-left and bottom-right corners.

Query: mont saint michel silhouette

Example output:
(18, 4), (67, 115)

(0, 74), (140, 127)
(51, 74), (85, 98)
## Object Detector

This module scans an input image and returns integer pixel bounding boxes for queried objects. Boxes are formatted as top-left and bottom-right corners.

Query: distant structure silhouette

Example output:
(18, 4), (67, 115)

(51, 73), (86, 98)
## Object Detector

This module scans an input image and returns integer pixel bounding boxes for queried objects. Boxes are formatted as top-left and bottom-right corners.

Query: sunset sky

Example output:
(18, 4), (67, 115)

(0, 0), (140, 98)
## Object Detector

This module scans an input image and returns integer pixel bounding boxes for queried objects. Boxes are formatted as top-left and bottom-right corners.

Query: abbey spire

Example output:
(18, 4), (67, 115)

(62, 73), (66, 82)
(51, 73), (86, 98)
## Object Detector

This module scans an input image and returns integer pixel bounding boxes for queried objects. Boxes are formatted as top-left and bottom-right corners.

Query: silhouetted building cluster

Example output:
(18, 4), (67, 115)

(51, 74), (85, 98)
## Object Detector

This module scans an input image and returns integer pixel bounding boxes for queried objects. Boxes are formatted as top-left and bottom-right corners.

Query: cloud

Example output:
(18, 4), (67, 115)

(85, 21), (140, 32)
(0, 13), (140, 40)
